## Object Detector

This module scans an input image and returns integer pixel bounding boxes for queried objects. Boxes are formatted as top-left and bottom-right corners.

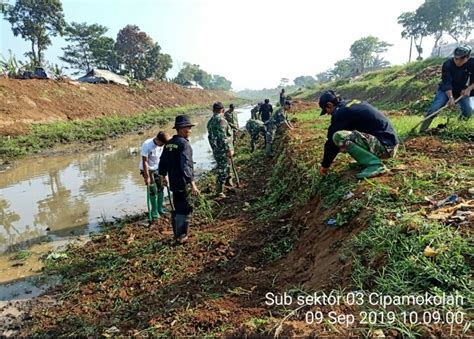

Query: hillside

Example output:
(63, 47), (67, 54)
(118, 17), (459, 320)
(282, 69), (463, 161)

(295, 58), (445, 113)
(0, 79), (232, 136)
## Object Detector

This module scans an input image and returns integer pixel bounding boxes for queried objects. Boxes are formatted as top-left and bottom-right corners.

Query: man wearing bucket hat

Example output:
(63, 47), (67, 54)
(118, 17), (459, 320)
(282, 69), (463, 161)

(318, 90), (399, 179)
(419, 45), (474, 132)
(159, 115), (199, 244)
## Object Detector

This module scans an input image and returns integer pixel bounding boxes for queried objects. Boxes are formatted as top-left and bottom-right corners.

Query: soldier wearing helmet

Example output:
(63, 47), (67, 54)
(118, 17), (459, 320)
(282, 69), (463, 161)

(420, 45), (473, 132)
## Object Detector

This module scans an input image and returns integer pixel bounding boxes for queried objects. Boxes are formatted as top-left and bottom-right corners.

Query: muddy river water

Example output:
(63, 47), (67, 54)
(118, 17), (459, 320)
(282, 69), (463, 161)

(0, 106), (252, 289)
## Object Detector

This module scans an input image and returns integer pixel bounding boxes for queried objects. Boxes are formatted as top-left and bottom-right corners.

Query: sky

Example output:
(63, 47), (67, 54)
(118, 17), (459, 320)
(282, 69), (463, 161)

(0, 0), (449, 90)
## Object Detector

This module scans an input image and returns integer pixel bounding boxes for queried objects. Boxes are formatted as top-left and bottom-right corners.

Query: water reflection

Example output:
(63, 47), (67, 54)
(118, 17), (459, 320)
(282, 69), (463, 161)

(0, 108), (252, 254)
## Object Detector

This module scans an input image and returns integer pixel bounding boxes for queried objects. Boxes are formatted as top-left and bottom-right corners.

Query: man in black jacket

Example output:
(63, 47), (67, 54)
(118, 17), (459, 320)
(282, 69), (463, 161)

(159, 115), (200, 244)
(319, 90), (399, 179)
(259, 99), (273, 122)
(420, 45), (473, 132)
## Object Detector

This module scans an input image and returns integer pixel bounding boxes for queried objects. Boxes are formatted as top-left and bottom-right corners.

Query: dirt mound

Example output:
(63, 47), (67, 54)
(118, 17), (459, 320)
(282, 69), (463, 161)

(0, 79), (232, 136)
(405, 135), (474, 159)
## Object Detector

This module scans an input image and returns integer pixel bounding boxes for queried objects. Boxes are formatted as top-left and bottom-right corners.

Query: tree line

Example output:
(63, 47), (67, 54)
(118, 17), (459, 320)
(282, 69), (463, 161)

(1, 0), (232, 89)
(292, 0), (472, 86)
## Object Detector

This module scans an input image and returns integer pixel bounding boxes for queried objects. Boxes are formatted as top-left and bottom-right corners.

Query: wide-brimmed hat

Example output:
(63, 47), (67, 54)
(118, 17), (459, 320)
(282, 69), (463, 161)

(173, 115), (195, 129)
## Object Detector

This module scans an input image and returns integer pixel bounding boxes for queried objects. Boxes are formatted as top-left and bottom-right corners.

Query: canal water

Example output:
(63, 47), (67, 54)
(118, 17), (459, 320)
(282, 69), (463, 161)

(0, 106), (252, 284)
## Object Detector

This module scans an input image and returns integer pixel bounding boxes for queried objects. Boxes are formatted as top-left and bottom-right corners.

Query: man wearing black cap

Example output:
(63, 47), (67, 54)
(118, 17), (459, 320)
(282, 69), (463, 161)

(319, 90), (399, 179)
(159, 115), (199, 244)
(420, 45), (473, 132)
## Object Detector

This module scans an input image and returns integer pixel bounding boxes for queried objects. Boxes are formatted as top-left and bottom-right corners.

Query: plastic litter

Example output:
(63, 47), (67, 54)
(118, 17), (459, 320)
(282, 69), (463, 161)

(327, 218), (337, 225)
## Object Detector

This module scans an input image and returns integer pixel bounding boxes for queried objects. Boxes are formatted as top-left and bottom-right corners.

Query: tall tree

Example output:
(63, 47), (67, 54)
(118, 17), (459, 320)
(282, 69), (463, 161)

(349, 36), (392, 74)
(398, 11), (428, 62)
(315, 71), (334, 84)
(115, 25), (153, 79)
(115, 25), (172, 80)
(210, 75), (232, 90)
(293, 75), (317, 87)
(447, 0), (474, 42)
(89, 36), (120, 72)
(331, 59), (357, 79)
(173, 62), (200, 85)
(3, 0), (66, 66)
(417, 0), (466, 54)
(60, 22), (110, 74)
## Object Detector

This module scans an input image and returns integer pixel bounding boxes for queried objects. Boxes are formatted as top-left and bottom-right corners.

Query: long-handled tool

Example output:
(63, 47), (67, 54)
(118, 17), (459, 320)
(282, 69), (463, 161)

(165, 184), (175, 211)
(407, 96), (462, 136)
(229, 156), (240, 187)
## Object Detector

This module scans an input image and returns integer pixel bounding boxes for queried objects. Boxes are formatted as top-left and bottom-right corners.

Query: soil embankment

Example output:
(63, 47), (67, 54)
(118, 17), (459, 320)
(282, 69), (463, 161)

(17, 97), (473, 337)
(0, 79), (232, 136)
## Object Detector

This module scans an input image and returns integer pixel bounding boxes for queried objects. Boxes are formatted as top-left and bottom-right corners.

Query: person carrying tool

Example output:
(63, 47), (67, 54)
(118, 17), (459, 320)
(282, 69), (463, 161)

(158, 115), (199, 244)
(139, 131), (170, 224)
(207, 101), (234, 197)
(318, 90), (399, 179)
(251, 102), (262, 120)
(245, 118), (265, 152)
(224, 103), (239, 145)
(420, 45), (474, 132)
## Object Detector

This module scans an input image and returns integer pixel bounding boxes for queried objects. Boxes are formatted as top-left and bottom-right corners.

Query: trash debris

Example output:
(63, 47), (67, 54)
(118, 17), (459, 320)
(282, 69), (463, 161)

(343, 191), (355, 200)
(105, 326), (120, 334)
(428, 194), (459, 208)
(46, 252), (68, 260)
(244, 266), (257, 272)
(423, 246), (438, 257)
(327, 218), (337, 225)
(468, 187), (474, 195)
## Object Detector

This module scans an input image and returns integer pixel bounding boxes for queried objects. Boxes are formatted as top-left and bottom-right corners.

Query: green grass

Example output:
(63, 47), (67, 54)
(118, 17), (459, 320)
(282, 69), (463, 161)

(296, 58), (445, 113)
(0, 103), (239, 160)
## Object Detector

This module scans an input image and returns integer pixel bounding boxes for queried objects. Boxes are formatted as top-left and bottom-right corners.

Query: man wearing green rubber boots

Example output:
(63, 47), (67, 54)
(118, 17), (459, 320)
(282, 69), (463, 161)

(140, 131), (170, 224)
(318, 90), (399, 179)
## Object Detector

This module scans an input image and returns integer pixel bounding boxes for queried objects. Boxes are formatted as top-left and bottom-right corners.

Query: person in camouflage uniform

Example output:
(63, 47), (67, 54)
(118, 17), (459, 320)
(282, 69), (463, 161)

(264, 101), (293, 156)
(207, 102), (234, 197)
(251, 102), (262, 120)
(224, 103), (239, 146)
(245, 119), (265, 152)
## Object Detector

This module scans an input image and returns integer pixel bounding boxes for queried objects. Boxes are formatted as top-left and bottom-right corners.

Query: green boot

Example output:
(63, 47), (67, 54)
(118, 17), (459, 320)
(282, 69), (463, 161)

(346, 143), (386, 179)
(157, 191), (167, 215)
(149, 185), (159, 219)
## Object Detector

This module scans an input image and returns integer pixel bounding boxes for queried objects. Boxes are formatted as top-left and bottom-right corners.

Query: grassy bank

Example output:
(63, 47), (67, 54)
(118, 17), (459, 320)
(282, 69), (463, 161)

(0, 99), (246, 161)
(292, 58), (445, 113)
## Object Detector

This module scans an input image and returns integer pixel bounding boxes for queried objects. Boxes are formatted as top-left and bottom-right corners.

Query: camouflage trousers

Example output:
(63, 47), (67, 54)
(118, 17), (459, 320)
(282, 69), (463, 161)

(332, 130), (398, 159)
(213, 151), (230, 184)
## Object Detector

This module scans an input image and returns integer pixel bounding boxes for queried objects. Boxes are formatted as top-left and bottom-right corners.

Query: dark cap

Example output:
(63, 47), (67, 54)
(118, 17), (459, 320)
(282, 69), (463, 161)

(319, 90), (338, 116)
(284, 100), (292, 106)
(229, 103), (235, 109)
(213, 102), (224, 111)
(454, 45), (472, 58)
(173, 115), (195, 129)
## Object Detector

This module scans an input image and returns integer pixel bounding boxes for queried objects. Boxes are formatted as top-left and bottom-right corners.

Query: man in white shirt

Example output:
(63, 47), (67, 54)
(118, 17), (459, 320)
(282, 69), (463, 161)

(139, 131), (170, 223)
